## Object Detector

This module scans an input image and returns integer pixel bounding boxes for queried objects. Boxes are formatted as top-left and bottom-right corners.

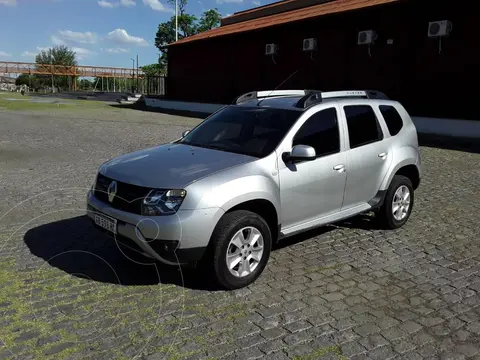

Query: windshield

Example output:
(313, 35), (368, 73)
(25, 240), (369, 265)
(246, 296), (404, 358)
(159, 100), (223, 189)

(179, 106), (301, 158)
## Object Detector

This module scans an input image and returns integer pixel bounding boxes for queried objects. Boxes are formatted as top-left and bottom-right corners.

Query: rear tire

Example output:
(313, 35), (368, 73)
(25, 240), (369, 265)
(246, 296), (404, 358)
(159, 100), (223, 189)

(377, 175), (414, 229)
(209, 210), (271, 290)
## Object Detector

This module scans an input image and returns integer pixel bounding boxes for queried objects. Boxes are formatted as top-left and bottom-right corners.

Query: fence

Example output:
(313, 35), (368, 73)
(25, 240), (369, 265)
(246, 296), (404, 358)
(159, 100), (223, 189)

(89, 75), (166, 95)
(145, 76), (166, 96)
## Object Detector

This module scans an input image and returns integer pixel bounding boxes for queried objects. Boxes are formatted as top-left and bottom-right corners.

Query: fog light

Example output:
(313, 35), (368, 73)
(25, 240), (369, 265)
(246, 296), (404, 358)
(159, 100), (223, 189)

(148, 240), (179, 255)
(162, 240), (179, 253)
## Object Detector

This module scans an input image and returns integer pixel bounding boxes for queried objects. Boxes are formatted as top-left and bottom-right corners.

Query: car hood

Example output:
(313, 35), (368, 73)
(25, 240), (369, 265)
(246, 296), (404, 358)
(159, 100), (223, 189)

(99, 143), (257, 189)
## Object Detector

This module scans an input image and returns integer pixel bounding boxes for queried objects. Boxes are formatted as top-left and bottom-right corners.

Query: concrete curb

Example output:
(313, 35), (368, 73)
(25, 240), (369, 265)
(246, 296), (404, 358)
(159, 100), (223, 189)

(418, 133), (480, 153)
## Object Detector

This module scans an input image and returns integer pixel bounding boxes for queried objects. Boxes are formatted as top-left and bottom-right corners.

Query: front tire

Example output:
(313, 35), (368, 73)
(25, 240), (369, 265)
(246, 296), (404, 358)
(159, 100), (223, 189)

(377, 175), (415, 229)
(210, 210), (272, 290)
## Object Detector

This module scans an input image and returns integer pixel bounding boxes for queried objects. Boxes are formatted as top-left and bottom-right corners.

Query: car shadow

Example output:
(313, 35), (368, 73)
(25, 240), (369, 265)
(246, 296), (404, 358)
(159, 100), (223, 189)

(273, 212), (379, 250)
(335, 212), (381, 231)
(23, 215), (218, 291)
(24, 213), (380, 290)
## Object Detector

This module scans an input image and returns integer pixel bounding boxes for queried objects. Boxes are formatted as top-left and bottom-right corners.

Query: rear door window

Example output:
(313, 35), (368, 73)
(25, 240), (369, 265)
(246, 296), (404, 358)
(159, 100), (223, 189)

(344, 105), (384, 149)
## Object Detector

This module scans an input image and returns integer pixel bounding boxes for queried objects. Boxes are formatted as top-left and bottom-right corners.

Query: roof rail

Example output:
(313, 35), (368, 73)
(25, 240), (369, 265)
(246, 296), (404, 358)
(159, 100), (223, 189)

(295, 91), (323, 108)
(233, 89), (320, 104)
(294, 90), (389, 108)
(321, 90), (389, 100)
(233, 89), (388, 106)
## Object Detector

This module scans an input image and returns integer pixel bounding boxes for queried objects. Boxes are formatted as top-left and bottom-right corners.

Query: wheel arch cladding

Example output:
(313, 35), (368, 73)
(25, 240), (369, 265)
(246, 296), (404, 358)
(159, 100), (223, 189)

(224, 199), (279, 242)
(394, 164), (420, 190)
(382, 159), (420, 191)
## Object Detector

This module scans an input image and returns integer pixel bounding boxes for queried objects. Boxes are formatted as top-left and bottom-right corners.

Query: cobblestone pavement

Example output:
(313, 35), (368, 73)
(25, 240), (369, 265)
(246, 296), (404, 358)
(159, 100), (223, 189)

(0, 109), (479, 360)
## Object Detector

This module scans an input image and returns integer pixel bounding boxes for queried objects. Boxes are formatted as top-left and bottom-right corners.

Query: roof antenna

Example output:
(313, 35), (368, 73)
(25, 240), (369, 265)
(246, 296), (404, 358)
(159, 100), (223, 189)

(257, 69), (300, 106)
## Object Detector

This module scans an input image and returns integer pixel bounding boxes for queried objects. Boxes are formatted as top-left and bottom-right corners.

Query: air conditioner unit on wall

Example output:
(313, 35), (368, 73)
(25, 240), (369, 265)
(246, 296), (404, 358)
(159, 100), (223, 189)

(265, 43), (278, 55)
(302, 38), (317, 51)
(357, 30), (377, 45)
(428, 20), (452, 37)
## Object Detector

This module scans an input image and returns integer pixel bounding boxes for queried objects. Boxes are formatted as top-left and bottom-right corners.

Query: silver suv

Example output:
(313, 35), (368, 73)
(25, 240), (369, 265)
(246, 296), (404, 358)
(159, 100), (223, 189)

(87, 89), (421, 289)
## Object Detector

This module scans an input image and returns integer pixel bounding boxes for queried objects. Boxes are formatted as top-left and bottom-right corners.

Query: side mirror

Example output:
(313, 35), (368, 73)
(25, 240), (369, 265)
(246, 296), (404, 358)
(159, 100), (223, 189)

(182, 130), (190, 138)
(283, 145), (316, 163)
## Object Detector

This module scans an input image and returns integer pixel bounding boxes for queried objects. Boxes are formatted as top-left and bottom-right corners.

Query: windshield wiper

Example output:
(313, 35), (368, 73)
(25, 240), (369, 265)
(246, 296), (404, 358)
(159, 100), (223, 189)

(181, 141), (224, 151)
(198, 144), (226, 151)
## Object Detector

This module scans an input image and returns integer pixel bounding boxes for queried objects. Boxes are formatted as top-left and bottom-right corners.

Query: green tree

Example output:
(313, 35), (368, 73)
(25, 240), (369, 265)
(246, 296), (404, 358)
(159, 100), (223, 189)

(154, 14), (198, 53)
(15, 73), (41, 89)
(154, 2), (221, 74)
(79, 79), (93, 90)
(197, 9), (222, 33)
(15, 74), (31, 86)
(35, 45), (77, 91)
(35, 45), (77, 67)
(141, 63), (165, 76)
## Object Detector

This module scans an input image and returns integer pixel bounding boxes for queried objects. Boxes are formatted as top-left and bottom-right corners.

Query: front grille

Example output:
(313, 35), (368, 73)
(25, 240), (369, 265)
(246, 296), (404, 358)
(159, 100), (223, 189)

(93, 173), (152, 215)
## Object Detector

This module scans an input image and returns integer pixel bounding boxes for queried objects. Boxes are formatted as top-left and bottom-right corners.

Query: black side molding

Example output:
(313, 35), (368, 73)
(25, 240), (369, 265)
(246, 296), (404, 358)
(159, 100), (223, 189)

(368, 190), (387, 210)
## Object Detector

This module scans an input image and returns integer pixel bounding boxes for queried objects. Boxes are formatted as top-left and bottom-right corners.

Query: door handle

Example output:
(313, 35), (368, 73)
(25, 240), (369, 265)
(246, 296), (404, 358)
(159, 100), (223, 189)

(333, 164), (346, 172)
(378, 152), (388, 159)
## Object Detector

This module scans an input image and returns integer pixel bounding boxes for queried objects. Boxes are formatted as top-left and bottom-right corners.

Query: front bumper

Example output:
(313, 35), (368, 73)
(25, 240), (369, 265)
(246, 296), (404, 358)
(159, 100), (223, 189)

(86, 190), (224, 264)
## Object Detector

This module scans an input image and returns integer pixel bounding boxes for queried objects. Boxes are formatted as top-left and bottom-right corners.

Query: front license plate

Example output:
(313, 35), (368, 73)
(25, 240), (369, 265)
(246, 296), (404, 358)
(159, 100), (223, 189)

(94, 213), (117, 234)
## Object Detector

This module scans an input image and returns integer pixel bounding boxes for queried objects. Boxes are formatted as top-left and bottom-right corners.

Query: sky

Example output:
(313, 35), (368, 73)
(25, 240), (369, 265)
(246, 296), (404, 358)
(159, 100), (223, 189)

(0, 0), (271, 68)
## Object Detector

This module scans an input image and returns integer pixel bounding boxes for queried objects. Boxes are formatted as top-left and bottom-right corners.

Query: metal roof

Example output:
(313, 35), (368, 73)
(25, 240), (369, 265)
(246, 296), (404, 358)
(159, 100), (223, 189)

(221, 0), (337, 27)
(170, 0), (400, 46)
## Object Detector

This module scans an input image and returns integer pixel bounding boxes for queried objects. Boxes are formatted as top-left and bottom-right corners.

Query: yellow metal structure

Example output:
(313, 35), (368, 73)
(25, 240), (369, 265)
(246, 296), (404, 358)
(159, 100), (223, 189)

(0, 61), (144, 78)
(0, 61), (145, 91)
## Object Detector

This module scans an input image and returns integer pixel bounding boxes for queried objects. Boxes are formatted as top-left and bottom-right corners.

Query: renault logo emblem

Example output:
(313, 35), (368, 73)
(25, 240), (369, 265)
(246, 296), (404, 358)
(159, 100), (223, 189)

(107, 181), (117, 203)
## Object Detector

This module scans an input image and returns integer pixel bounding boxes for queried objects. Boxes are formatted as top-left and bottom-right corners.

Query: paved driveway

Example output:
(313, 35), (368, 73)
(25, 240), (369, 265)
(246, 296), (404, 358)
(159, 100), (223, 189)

(0, 109), (479, 360)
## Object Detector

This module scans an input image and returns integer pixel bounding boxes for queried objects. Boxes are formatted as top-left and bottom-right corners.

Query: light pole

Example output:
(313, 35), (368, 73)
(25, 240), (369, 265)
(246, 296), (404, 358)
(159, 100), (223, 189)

(175, 0), (178, 42)
(131, 58), (135, 93)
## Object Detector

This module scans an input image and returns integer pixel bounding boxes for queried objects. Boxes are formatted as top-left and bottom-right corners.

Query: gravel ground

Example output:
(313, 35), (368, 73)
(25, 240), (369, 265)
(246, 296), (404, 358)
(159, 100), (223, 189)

(0, 107), (480, 360)
(0, 107), (199, 216)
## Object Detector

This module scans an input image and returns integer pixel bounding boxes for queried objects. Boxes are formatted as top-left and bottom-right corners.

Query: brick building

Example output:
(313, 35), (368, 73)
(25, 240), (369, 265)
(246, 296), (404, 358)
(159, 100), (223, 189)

(167, 0), (479, 119)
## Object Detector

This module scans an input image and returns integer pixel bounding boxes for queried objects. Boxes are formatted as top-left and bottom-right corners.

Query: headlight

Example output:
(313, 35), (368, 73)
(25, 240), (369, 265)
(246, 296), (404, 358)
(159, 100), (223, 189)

(141, 189), (186, 216)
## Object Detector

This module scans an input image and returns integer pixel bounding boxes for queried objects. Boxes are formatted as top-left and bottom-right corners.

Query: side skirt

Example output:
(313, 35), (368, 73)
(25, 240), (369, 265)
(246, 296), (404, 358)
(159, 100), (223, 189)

(277, 190), (387, 241)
